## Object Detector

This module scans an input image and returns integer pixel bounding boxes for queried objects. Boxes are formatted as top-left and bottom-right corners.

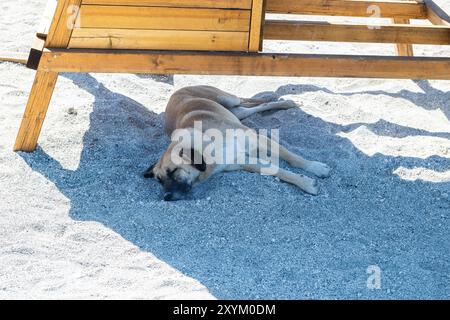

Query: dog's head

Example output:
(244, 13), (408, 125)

(144, 143), (207, 201)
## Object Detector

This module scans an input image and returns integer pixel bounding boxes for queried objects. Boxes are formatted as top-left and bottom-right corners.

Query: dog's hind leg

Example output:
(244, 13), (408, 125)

(243, 164), (319, 195)
(231, 100), (297, 120)
(257, 134), (331, 178)
(239, 94), (279, 107)
(217, 92), (278, 109)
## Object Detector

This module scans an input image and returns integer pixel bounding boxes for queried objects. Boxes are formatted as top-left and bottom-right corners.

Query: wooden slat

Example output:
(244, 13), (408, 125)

(27, 37), (46, 70)
(392, 18), (414, 56)
(264, 20), (450, 44)
(81, 0), (253, 9)
(78, 5), (251, 32)
(266, 0), (428, 19)
(37, 0), (58, 39)
(27, 0), (60, 69)
(248, 0), (266, 52)
(69, 28), (249, 51)
(39, 49), (450, 79)
(14, 71), (59, 152)
(0, 52), (28, 65)
(425, 0), (450, 25)
(46, 0), (82, 47)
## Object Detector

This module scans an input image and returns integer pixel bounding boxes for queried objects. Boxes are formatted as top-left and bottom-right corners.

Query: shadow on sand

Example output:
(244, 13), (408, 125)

(20, 74), (450, 299)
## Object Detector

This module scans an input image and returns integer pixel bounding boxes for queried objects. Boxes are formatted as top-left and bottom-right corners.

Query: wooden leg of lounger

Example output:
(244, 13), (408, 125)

(14, 70), (58, 152)
(392, 18), (414, 56)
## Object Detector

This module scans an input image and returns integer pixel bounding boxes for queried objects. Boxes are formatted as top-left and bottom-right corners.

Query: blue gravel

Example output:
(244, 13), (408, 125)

(20, 73), (450, 300)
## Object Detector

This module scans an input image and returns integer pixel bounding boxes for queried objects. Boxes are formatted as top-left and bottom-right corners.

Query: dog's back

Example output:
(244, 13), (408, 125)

(164, 86), (244, 136)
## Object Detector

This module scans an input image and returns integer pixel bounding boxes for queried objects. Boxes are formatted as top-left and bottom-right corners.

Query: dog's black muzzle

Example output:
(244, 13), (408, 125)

(163, 180), (192, 201)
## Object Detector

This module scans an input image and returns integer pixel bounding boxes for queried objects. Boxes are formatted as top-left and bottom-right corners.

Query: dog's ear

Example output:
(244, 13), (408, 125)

(180, 148), (207, 172)
(193, 159), (207, 172)
(143, 163), (156, 178)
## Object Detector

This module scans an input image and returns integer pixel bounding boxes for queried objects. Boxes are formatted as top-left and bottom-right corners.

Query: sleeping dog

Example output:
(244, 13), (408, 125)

(144, 86), (331, 201)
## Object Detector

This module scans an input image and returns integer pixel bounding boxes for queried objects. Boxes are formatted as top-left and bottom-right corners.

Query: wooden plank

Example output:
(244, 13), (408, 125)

(46, 0), (82, 47)
(37, 0), (58, 39)
(39, 49), (450, 79)
(25, 0), (58, 70)
(248, 0), (266, 52)
(392, 18), (414, 56)
(78, 5), (251, 32)
(266, 0), (428, 19)
(0, 52), (28, 65)
(81, 0), (253, 9)
(264, 20), (450, 44)
(29, 0), (67, 69)
(14, 71), (59, 152)
(425, 0), (450, 25)
(27, 37), (46, 70)
(69, 28), (249, 51)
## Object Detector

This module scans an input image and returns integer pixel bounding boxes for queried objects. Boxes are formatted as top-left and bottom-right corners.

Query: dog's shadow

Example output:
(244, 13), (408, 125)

(20, 74), (450, 299)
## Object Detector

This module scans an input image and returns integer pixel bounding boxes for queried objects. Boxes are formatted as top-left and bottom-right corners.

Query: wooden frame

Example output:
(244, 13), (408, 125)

(37, 49), (450, 79)
(0, 52), (28, 65)
(14, 0), (450, 152)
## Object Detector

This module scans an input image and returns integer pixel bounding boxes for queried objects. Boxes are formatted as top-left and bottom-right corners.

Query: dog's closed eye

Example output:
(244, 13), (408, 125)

(167, 168), (177, 176)
(179, 148), (207, 172)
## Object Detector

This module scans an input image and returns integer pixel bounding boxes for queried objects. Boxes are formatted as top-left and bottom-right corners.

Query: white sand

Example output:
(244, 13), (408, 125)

(1, 0), (449, 299)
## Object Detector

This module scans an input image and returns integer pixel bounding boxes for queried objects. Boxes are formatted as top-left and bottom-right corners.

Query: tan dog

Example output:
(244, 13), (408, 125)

(144, 86), (331, 201)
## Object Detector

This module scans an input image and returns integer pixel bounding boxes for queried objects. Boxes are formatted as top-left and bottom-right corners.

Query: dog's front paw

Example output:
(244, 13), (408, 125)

(303, 177), (319, 196)
(307, 161), (331, 178)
